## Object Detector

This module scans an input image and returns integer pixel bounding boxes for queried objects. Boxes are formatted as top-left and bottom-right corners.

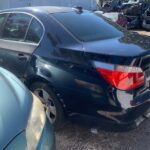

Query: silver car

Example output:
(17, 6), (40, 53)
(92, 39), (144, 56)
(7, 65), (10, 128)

(0, 68), (55, 150)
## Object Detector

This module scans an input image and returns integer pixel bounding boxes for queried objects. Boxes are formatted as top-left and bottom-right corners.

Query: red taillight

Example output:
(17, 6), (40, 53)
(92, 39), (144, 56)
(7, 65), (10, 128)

(94, 62), (144, 90)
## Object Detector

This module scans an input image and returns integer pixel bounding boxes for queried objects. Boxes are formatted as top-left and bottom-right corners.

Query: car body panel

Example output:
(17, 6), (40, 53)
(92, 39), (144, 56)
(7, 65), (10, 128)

(0, 68), (32, 149)
(5, 119), (55, 150)
(0, 67), (55, 149)
(83, 37), (145, 57)
(0, 40), (37, 78)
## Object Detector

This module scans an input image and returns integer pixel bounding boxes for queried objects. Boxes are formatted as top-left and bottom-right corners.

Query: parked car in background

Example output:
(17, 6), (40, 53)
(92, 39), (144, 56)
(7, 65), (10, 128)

(0, 67), (55, 150)
(101, 11), (141, 29)
(99, 12), (119, 22)
(97, 12), (129, 28)
(101, 0), (122, 12)
(142, 8), (150, 30)
(99, 1), (149, 30)
(0, 7), (150, 130)
(121, 0), (141, 9)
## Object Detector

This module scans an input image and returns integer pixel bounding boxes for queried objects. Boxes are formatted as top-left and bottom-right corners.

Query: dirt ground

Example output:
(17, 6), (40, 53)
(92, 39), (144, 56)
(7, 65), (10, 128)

(56, 119), (150, 150)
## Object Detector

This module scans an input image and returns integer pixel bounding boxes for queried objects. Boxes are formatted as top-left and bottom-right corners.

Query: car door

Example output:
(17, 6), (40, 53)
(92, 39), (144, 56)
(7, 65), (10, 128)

(0, 13), (9, 67)
(0, 13), (41, 79)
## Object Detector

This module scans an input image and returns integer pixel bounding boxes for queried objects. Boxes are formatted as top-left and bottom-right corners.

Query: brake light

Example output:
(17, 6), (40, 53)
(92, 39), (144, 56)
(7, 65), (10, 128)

(94, 62), (144, 90)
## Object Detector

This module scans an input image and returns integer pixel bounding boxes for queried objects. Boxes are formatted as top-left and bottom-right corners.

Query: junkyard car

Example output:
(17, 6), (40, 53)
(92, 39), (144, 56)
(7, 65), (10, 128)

(0, 7), (150, 130)
(99, 12), (128, 28)
(142, 8), (150, 30)
(121, 0), (141, 10)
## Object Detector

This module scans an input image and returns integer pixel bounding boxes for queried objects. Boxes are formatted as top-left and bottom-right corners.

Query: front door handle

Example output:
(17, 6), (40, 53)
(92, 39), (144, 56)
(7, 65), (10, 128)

(18, 53), (28, 61)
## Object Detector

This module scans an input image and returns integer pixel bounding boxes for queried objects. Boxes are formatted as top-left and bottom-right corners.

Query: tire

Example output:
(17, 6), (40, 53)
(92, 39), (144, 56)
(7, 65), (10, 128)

(30, 82), (65, 130)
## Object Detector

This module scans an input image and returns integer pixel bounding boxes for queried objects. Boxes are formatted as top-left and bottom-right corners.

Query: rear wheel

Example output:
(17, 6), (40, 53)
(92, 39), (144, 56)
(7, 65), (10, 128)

(30, 82), (65, 129)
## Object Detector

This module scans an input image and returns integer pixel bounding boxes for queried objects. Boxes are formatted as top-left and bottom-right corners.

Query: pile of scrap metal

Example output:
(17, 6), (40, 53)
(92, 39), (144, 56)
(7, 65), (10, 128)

(142, 8), (150, 30)
(100, 0), (145, 12)
(101, 0), (123, 12)
(121, 0), (142, 10)
(100, 0), (150, 30)
(122, 1), (150, 30)
(122, 3), (144, 29)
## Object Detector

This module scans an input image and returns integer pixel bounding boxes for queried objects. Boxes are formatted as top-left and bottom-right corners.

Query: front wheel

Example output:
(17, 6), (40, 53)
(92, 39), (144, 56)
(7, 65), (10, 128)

(30, 82), (65, 130)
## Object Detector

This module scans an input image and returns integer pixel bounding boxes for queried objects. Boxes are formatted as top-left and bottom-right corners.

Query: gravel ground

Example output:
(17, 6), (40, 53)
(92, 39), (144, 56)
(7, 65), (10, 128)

(56, 118), (150, 150)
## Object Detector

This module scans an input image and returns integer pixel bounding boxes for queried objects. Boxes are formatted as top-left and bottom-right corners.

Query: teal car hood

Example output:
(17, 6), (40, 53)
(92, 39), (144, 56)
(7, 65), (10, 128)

(0, 68), (32, 149)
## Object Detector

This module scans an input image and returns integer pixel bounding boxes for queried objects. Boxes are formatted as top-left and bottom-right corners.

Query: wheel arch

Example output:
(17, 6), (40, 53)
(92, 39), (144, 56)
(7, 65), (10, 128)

(26, 75), (52, 88)
(26, 75), (68, 114)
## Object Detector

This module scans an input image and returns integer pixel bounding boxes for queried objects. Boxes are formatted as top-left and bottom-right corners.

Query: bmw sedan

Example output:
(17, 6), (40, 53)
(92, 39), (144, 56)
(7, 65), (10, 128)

(0, 6), (150, 130)
(0, 68), (55, 149)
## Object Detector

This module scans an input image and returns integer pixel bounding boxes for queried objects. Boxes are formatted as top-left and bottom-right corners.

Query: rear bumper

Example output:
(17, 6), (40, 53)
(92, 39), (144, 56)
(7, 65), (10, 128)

(70, 105), (150, 131)
(99, 88), (150, 130)
(98, 101), (150, 127)
(70, 101), (150, 131)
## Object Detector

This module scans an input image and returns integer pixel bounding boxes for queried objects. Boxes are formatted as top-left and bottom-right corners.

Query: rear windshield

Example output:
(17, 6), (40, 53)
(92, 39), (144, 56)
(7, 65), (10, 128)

(52, 11), (123, 42)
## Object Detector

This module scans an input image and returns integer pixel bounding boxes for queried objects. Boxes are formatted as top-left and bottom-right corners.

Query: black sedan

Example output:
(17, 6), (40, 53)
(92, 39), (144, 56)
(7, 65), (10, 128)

(0, 6), (150, 130)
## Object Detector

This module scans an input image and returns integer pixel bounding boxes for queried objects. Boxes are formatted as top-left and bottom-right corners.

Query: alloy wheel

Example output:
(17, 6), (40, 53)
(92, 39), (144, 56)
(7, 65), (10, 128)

(33, 88), (57, 124)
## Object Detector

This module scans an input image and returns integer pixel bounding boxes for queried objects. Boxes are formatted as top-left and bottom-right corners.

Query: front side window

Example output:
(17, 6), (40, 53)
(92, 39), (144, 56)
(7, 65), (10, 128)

(25, 18), (43, 43)
(2, 13), (31, 41)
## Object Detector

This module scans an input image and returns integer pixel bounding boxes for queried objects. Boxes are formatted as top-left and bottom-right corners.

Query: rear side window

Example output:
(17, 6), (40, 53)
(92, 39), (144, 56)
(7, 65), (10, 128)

(2, 13), (31, 41)
(0, 14), (7, 34)
(25, 18), (43, 43)
(52, 12), (123, 42)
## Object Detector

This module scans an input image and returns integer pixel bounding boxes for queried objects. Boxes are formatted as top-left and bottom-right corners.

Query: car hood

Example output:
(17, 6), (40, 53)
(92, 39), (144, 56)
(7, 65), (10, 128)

(0, 68), (32, 149)
(83, 31), (150, 58)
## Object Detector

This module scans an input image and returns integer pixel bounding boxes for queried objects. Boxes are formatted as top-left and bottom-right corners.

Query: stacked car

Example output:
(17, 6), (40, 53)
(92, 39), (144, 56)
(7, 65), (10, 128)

(100, 0), (150, 30)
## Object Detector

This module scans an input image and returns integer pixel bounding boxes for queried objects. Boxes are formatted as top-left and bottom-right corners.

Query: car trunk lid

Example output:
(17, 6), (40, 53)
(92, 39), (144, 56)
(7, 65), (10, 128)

(83, 33), (150, 91)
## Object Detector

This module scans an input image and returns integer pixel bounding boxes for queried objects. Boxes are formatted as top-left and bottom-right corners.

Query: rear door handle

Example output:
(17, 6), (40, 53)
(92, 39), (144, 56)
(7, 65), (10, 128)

(18, 53), (28, 61)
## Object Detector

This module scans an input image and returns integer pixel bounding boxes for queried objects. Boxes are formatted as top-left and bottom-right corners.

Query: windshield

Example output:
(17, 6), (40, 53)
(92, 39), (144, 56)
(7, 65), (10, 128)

(52, 11), (123, 42)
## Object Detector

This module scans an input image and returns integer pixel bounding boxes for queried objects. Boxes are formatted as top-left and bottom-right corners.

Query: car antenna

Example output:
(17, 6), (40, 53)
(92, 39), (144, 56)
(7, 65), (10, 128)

(73, 6), (83, 13)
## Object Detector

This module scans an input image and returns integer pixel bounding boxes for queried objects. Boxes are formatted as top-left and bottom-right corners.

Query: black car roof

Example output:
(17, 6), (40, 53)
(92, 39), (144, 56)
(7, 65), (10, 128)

(0, 6), (74, 14)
